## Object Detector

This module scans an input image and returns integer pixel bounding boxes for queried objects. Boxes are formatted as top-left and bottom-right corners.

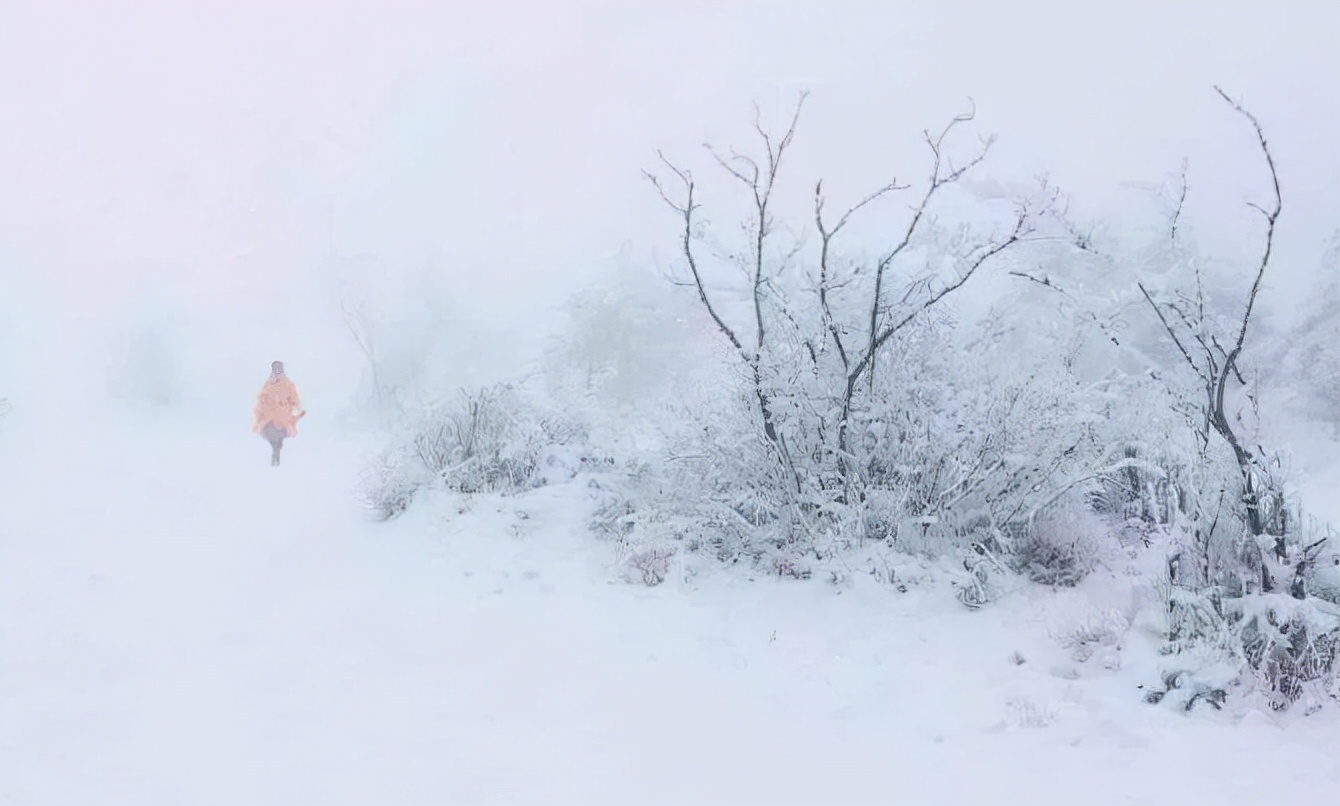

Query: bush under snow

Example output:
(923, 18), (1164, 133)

(359, 383), (586, 519)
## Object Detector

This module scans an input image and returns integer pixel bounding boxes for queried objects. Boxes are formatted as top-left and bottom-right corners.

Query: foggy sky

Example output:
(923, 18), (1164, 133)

(1, 1), (1336, 355)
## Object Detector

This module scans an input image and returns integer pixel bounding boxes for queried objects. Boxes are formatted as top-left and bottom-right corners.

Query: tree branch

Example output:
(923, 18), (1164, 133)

(855, 201), (1029, 386)
(863, 100), (992, 391)
(815, 179), (906, 371)
(703, 91), (809, 356)
(1169, 159), (1189, 244)
(643, 152), (744, 354)
(1201, 86), (1281, 483)
(1213, 85), (1281, 381)
(1137, 281), (1203, 379)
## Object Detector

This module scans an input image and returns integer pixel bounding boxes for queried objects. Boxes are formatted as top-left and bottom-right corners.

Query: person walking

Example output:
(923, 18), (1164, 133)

(253, 361), (305, 466)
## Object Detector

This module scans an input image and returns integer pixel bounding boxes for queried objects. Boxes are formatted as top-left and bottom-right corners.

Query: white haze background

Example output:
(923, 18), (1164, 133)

(2, 1), (1337, 407)
(1, 2), (1338, 804)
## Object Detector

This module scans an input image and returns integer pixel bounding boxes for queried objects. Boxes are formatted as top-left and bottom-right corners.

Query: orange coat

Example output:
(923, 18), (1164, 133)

(253, 376), (305, 438)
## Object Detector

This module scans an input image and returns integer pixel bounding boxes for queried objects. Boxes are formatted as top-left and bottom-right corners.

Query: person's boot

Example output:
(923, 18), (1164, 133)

(271, 447), (281, 466)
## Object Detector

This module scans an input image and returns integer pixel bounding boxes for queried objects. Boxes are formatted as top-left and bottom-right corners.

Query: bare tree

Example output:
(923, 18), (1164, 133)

(646, 93), (1051, 501)
(810, 101), (1048, 473)
(1138, 86), (1285, 572)
(644, 97), (811, 490)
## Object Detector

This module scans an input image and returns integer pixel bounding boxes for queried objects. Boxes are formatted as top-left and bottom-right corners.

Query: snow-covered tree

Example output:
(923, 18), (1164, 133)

(1128, 88), (1337, 712)
(639, 93), (1118, 570)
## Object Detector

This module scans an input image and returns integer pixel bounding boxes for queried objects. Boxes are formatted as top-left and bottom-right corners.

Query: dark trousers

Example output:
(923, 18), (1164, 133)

(260, 423), (286, 465)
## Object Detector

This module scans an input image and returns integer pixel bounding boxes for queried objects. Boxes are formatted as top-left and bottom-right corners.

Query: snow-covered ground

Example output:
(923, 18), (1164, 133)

(1, 403), (1336, 805)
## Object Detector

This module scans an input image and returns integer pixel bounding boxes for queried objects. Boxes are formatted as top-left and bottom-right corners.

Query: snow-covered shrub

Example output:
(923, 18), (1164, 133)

(952, 537), (1016, 609)
(664, 402), (802, 557)
(358, 445), (425, 521)
(589, 459), (713, 588)
(1015, 498), (1120, 587)
(1237, 594), (1340, 711)
(954, 552), (994, 609)
(1153, 579), (1340, 714)
(1142, 666), (1232, 713)
(1053, 608), (1131, 664)
(770, 552), (812, 580)
(360, 383), (587, 518)
(1155, 502), (1340, 712)
(1006, 697), (1057, 728)
(579, 372), (824, 583)
(606, 295), (1126, 580)
(1303, 532), (1340, 605)
(617, 542), (678, 587)
(407, 384), (585, 494)
(1136, 342), (1340, 713)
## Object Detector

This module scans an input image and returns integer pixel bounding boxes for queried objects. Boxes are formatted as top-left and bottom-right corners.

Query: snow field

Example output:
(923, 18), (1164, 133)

(1, 406), (1335, 804)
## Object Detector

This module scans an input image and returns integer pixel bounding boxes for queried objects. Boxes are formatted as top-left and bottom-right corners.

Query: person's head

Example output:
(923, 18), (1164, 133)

(271, 360), (285, 377)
